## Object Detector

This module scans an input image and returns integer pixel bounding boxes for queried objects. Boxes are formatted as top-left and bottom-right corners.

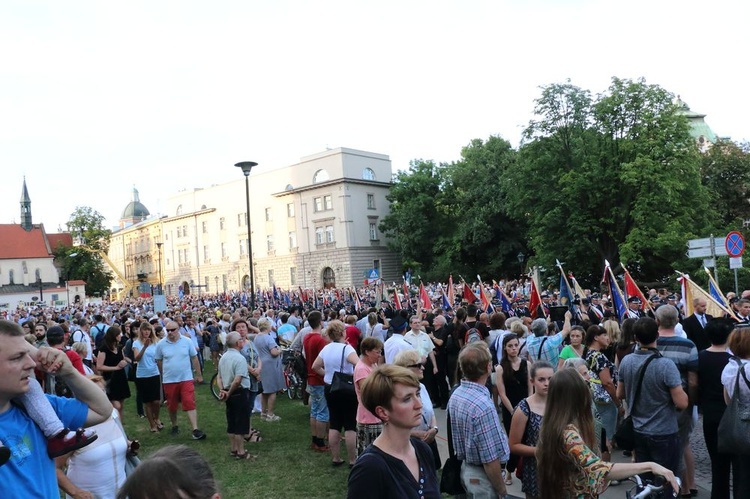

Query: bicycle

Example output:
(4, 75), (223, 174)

(282, 348), (305, 400)
(210, 351), (224, 400)
(626, 475), (680, 499)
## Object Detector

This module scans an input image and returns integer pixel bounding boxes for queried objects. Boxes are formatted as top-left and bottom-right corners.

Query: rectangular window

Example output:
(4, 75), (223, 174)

(373, 259), (381, 275)
(325, 225), (334, 243)
(238, 213), (247, 227)
(178, 251), (184, 264)
(221, 242), (227, 258)
(176, 229), (181, 239)
(290, 267), (297, 286)
(324, 195), (333, 210)
(182, 225), (187, 237)
(314, 197), (323, 212)
(203, 245), (209, 262)
(239, 240), (245, 256)
(219, 217), (226, 230)
(266, 235), (274, 251)
(202, 221), (208, 233)
(367, 193), (375, 209)
(287, 203), (295, 218)
(265, 208), (272, 222)
(315, 227), (324, 245)
(268, 269), (275, 285)
(369, 223), (378, 240)
(288, 231), (297, 249)
(183, 248), (190, 263)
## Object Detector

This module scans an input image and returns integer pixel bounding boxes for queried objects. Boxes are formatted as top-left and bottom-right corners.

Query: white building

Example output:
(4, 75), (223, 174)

(108, 147), (401, 297)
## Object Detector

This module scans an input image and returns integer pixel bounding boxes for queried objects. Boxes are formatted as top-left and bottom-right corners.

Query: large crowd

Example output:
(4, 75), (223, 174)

(2, 280), (750, 498)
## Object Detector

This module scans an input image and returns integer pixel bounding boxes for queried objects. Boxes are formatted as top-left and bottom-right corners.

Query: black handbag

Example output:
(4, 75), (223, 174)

(440, 411), (465, 495)
(330, 344), (355, 396)
(717, 357), (750, 455)
(614, 351), (660, 451)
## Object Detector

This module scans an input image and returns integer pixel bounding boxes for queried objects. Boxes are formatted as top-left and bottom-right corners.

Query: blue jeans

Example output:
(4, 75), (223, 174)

(633, 431), (681, 498)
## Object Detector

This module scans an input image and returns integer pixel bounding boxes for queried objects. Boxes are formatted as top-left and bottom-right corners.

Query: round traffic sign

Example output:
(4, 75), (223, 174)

(725, 231), (745, 257)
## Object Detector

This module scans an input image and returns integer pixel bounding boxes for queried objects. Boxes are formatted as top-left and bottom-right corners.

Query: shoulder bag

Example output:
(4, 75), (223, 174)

(330, 344), (355, 396)
(613, 351), (660, 451)
(440, 410), (465, 495)
(718, 357), (750, 455)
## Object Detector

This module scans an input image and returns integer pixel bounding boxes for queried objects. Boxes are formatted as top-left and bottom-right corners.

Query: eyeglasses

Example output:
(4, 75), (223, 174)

(407, 363), (424, 369)
(166, 328), (178, 332)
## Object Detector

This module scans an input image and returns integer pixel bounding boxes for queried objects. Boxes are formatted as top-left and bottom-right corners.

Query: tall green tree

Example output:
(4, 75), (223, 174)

(379, 160), (445, 276)
(700, 140), (750, 227)
(504, 77), (714, 285)
(55, 207), (113, 296)
(439, 136), (526, 279)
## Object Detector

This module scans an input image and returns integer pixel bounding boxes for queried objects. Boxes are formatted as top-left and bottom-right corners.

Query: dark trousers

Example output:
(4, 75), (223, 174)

(446, 353), (459, 387)
(734, 454), (750, 499)
(634, 431), (681, 499)
(434, 353), (450, 408)
(703, 411), (732, 499)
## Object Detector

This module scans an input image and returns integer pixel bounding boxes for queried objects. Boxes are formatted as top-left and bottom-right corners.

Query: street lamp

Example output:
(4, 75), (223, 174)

(235, 161), (257, 309)
(155, 242), (163, 295)
(67, 252), (79, 305)
(517, 251), (525, 277)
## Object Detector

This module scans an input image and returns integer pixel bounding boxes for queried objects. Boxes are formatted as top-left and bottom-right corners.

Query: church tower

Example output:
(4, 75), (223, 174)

(20, 177), (32, 231)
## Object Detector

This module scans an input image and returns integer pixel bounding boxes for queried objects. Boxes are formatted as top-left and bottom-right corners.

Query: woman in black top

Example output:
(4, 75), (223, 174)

(347, 364), (439, 499)
(697, 318), (735, 499)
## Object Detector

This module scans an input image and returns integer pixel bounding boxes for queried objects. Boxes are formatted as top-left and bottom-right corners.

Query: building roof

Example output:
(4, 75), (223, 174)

(0, 224), (52, 259)
(676, 97), (718, 143)
(47, 233), (73, 250)
(121, 187), (150, 220)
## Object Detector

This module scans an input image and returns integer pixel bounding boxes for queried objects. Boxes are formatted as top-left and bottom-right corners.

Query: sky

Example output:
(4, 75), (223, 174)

(2, 0), (748, 233)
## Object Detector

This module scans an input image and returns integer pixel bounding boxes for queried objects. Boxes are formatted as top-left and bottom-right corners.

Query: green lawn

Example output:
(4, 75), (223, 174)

(120, 362), (350, 499)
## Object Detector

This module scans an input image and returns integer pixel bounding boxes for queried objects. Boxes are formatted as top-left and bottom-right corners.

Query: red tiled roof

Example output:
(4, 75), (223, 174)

(47, 233), (73, 250)
(68, 280), (86, 285)
(0, 224), (52, 259)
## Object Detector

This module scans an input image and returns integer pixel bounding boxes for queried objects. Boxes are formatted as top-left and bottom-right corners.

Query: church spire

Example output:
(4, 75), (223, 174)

(20, 177), (32, 231)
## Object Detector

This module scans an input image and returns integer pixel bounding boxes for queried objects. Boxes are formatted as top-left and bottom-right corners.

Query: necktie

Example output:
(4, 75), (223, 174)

(699, 315), (705, 328)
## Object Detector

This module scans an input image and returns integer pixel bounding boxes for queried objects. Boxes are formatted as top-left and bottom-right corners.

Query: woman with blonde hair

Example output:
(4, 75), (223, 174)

(536, 368), (678, 499)
(133, 322), (163, 432)
(312, 320), (359, 466)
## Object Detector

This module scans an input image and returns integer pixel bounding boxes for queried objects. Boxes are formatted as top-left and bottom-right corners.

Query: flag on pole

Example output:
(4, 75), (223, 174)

(447, 275), (456, 308)
(678, 272), (738, 320)
(556, 260), (577, 315)
(463, 282), (479, 303)
(529, 269), (546, 319)
(704, 268), (729, 308)
(353, 288), (363, 312)
(419, 282), (431, 310)
(603, 261), (628, 321)
(477, 276), (494, 313)
(393, 286), (402, 310)
(494, 281), (512, 314)
(569, 273), (587, 301)
(441, 286), (452, 310)
(622, 265), (651, 312)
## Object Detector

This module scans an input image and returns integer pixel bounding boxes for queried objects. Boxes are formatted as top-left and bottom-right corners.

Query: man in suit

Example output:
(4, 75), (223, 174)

(626, 296), (644, 319)
(735, 298), (750, 323)
(681, 298), (712, 351)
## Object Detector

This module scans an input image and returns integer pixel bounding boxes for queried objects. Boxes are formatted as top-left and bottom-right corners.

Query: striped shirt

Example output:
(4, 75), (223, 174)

(656, 335), (698, 387)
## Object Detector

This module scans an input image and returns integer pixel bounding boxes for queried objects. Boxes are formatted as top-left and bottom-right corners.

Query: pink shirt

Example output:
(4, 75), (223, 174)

(354, 361), (380, 424)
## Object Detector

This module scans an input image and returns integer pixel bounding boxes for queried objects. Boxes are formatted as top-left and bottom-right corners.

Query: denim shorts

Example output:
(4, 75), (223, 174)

(306, 384), (329, 422)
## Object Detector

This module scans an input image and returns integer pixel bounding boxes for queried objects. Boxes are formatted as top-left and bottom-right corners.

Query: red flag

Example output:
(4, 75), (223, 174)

(393, 287), (402, 310)
(403, 281), (410, 303)
(479, 284), (492, 312)
(623, 269), (649, 310)
(448, 275), (456, 307)
(353, 288), (363, 311)
(529, 277), (545, 319)
(419, 283), (431, 310)
(463, 282), (479, 303)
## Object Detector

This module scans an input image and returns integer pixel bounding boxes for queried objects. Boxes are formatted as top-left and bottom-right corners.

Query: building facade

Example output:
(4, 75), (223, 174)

(108, 147), (401, 297)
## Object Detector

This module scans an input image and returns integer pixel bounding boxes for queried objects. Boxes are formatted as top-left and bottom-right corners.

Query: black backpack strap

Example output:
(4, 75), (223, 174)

(446, 409), (457, 458)
(630, 351), (661, 415)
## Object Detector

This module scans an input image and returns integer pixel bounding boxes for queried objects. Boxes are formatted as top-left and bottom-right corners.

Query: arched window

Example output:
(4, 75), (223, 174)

(313, 169), (330, 184)
(362, 167), (376, 180)
(176, 205), (183, 215)
(322, 267), (336, 288)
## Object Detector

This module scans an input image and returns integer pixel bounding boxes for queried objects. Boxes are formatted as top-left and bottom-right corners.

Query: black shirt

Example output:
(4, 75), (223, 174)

(347, 438), (440, 499)
(698, 349), (732, 419)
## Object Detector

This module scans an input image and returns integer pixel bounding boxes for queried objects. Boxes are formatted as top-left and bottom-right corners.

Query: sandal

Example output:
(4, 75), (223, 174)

(332, 460), (345, 467)
(504, 475), (513, 486)
(235, 452), (257, 460)
(149, 428), (159, 433)
(230, 450), (238, 457)
(244, 432), (263, 443)
(156, 421), (165, 430)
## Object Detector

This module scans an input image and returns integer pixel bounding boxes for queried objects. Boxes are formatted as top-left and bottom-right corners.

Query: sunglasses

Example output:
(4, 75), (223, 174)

(407, 363), (424, 369)
(167, 328), (178, 332)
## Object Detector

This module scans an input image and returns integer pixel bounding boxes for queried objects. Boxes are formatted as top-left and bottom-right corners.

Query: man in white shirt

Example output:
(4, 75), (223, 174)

(404, 315), (437, 375)
(384, 315), (412, 364)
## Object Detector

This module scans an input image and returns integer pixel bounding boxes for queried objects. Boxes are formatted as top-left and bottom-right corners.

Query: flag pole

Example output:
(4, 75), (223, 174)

(621, 263), (654, 314)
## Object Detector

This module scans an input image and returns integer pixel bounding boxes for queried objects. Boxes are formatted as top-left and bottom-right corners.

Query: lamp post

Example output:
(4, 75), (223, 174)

(156, 242), (163, 295)
(235, 161), (257, 309)
(214, 276), (219, 294)
(517, 251), (525, 278)
(67, 252), (79, 305)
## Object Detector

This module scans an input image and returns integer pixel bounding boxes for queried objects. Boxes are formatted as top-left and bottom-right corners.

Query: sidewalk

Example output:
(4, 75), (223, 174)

(433, 407), (712, 498)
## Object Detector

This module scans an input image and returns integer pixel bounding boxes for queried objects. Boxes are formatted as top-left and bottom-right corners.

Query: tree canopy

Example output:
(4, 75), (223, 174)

(55, 207), (113, 296)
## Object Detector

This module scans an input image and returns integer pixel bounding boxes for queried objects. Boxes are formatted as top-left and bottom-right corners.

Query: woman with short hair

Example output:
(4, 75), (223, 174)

(354, 336), (384, 456)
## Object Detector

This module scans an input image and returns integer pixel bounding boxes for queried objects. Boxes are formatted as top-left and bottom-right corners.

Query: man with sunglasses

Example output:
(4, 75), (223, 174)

(154, 321), (206, 440)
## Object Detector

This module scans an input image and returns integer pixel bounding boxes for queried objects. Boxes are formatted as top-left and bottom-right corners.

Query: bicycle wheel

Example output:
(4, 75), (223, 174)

(210, 373), (221, 400)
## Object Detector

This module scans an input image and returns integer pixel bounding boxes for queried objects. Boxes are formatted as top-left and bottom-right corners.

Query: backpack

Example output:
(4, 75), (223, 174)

(92, 324), (107, 352)
(489, 334), (503, 367)
(465, 327), (482, 344)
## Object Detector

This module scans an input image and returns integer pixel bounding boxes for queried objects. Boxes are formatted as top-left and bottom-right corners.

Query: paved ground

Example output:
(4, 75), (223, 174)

(433, 407), (715, 498)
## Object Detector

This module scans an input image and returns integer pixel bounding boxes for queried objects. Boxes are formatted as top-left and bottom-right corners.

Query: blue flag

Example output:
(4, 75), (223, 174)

(495, 284), (512, 313)
(604, 271), (627, 320)
(709, 280), (727, 307)
(441, 289), (452, 310)
(559, 275), (574, 311)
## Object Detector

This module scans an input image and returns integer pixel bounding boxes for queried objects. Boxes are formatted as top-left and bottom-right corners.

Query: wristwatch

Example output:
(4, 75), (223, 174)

(432, 425), (439, 433)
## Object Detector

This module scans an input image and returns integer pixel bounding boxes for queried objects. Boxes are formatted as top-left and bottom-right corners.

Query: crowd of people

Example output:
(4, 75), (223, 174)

(2, 281), (750, 498)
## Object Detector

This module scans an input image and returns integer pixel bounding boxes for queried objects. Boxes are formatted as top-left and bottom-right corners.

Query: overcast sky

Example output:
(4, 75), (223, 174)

(2, 0), (747, 233)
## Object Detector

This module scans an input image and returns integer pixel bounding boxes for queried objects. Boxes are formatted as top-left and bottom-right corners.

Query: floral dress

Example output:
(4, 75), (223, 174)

(562, 424), (613, 498)
(518, 398), (543, 498)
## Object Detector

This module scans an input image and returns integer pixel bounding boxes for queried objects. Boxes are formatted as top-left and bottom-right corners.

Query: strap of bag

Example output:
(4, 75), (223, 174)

(339, 343), (347, 372)
(446, 410), (457, 459)
(630, 351), (660, 414)
(537, 337), (549, 361)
